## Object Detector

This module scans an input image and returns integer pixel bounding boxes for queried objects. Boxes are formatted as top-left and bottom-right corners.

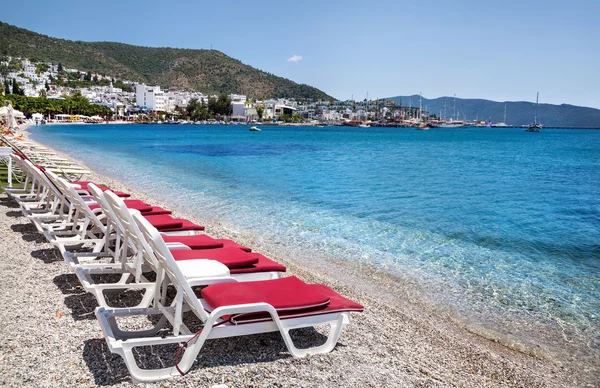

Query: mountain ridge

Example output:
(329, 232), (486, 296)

(0, 21), (332, 100)
(387, 95), (600, 127)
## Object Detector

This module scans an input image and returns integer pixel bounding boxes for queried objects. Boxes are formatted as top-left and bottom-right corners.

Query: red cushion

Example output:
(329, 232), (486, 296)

(74, 182), (131, 198)
(112, 190), (131, 198)
(142, 206), (172, 215)
(143, 215), (184, 230)
(213, 239), (252, 252)
(158, 219), (205, 232)
(228, 284), (364, 324)
(162, 234), (224, 249)
(88, 199), (153, 213)
(201, 276), (331, 323)
(171, 247), (259, 269)
(161, 235), (251, 251)
(230, 254), (286, 274)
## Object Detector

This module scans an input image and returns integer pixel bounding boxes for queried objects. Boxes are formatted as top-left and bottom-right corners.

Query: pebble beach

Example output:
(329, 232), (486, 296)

(0, 137), (595, 387)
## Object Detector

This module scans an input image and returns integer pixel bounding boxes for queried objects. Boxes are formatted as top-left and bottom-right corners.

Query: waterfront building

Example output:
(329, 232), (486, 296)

(136, 84), (166, 111)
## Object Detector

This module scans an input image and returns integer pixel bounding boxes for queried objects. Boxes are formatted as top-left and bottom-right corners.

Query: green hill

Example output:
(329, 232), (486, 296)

(387, 95), (600, 128)
(0, 21), (332, 100)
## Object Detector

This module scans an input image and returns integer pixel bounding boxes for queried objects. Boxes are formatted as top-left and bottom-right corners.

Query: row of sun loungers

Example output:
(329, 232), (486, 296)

(1, 134), (90, 180)
(3, 150), (363, 382)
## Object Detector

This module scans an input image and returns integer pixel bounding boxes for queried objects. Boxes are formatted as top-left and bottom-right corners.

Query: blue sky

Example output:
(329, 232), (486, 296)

(3, 0), (600, 108)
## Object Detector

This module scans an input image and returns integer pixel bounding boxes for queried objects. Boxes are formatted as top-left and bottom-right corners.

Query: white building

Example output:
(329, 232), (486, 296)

(136, 84), (166, 111)
(229, 94), (246, 103)
(231, 102), (246, 117)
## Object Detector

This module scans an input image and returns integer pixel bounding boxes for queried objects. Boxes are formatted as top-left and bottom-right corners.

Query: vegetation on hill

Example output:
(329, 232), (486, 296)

(0, 22), (332, 100)
(0, 92), (112, 116)
(388, 95), (600, 127)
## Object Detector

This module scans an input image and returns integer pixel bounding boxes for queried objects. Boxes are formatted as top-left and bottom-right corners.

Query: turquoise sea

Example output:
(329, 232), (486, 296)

(29, 124), (600, 361)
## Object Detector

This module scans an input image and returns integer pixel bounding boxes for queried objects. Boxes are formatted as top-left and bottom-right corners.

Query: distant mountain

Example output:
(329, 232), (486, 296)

(387, 95), (600, 128)
(0, 21), (332, 100)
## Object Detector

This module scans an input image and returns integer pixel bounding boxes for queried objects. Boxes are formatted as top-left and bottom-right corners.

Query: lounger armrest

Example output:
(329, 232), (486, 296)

(187, 277), (238, 287)
(67, 251), (113, 258)
(165, 243), (192, 250)
(207, 302), (280, 325)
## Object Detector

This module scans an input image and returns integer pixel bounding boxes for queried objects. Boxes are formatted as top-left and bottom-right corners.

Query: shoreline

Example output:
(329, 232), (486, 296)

(0, 133), (592, 386)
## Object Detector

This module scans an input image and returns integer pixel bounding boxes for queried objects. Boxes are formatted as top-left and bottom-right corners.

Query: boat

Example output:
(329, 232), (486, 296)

(249, 126), (261, 132)
(415, 123), (431, 130)
(525, 92), (542, 132)
(358, 124), (370, 128)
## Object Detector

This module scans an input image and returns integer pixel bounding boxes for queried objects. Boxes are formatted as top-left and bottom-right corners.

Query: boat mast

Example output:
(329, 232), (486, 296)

(504, 103), (507, 124)
(419, 92), (422, 121)
(534, 92), (539, 125)
(453, 94), (457, 121)
(443, 98), (447, 121)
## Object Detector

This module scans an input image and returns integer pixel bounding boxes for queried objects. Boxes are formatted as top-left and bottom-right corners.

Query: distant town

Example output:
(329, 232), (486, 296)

(1, 56), (505, 128)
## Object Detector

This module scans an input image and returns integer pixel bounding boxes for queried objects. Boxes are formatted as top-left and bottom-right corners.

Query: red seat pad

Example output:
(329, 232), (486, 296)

(162, 234), (224, 249)
(143, 215), (184, 230)
(142, 206), (172, 216)
(227, 284), (364, 324)
(230, 254), (286, 274)
(201, 276), (331, 323)
(73, 182), (131, 198)
(212, 239), (251, 252)
(171, 247), (259, 269)
(161, 235), (252, 251)
(88, 199), (153, 213)
(157, 219), (205, 232)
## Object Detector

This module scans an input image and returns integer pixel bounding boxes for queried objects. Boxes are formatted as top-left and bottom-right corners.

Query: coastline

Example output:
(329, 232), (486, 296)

(0, 134), (591, 386)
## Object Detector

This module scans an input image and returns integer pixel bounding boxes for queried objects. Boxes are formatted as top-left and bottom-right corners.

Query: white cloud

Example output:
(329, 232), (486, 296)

(287, 55), (303, 63)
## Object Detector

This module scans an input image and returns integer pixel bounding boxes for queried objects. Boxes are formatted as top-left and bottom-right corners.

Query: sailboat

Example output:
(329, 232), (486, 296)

(415, 92), (430, 130)
(525, 92), (542, 132)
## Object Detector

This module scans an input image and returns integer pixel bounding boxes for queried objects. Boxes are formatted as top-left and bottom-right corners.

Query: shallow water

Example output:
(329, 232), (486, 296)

(29, 124), (600, 359)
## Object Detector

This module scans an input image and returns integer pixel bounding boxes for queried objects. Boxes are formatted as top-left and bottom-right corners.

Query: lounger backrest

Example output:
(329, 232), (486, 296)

(24, 160), (66, 211)
(48, 172), (106, 235)
(87, 183), (120, 233)
(132, 212), (210, 322)
(10, 154), (35, 191)
(85, 183), (127, 259)
(102, 190), (159, 278)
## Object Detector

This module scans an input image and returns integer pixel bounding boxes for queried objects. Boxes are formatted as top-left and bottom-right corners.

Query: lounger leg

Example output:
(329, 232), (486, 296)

(106, 313), (170, 339)
(279, 313), (350, 357)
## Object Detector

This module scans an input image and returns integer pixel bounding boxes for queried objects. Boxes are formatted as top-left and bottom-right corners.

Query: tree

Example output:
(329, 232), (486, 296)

(36, 63), (49, 75)
(44, 81), (50, 91)
(256, 105), (264, 120)
(68, 90), (89, 114)
(84, 71), (92, 81)
(38, 89), (47, 98)
(3, 80), (10, 95)
(186, 98), (210, 121)
(57, 62), (63, 72)
(279, 113), (292, 123)
(93, 75), (98, 83)
(197, 103), (209, 120)
(11, 78), (22, 95)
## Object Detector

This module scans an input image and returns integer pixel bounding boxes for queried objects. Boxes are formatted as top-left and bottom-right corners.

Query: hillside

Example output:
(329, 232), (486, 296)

(0, 21), (332, 100)
(387, 95), (600, 127)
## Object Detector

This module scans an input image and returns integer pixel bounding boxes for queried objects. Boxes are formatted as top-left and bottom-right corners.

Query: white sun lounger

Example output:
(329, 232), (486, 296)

(95, 210), (363, 382)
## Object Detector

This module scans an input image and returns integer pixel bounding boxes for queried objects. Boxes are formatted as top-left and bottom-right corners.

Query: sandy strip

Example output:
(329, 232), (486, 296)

(0, 137), (589, 387)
